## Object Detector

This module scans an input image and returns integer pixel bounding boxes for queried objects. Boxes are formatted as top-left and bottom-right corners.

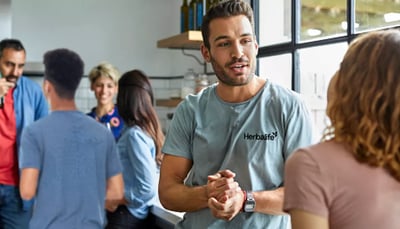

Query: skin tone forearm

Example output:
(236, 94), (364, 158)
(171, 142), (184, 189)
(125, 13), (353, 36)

(159, 174), (209, 212)
(19, 168), (39, 201)
(207, 171), (285, 220)
(159, 155), (286, 220)
(252, 187), (285, 215)
(159, 171), (240, 213)
(105, 173), (124, 212)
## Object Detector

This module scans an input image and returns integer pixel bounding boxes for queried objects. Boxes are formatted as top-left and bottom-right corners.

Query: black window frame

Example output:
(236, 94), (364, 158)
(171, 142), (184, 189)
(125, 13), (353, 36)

(251, 0), (400, 92)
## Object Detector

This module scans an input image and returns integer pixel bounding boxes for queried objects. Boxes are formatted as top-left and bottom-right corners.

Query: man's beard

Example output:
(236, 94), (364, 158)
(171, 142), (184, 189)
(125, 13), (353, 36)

(5, 75), (18, 84)
(210, 56), (255, 86)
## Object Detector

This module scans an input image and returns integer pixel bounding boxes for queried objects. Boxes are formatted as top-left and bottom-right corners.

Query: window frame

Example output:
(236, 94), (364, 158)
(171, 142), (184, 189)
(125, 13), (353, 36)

(251, 0), (400, 92)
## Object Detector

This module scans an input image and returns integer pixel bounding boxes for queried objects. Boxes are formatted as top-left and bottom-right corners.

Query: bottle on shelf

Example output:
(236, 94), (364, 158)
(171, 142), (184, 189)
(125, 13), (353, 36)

(181, 68), (197, 98)
(188, 0), (196, 31)
(195, 0), (204, 30)
(206, 0), (213, 12)
(195, 73), (209, 93)
(180, 0), (189, 33)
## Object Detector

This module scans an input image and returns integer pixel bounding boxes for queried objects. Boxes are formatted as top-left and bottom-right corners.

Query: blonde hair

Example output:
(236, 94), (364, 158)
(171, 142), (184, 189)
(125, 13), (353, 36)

(88, 61), (120, 85)
(323, 29), (400, 181)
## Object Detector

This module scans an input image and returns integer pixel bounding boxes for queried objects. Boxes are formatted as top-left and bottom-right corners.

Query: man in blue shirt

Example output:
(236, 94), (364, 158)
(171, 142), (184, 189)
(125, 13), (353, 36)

(19, 48), (124, 229)
(0, 38), (48, 229)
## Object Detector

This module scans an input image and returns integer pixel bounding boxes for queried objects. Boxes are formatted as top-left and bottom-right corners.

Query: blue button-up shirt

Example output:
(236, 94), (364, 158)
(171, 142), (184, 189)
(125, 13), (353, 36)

(14, 76), (49, 154)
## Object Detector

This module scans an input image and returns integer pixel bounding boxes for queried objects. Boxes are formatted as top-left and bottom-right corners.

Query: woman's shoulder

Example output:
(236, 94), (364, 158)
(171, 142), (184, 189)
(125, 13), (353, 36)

(288, 140), (353, 173)
(124, 126), (151, 141)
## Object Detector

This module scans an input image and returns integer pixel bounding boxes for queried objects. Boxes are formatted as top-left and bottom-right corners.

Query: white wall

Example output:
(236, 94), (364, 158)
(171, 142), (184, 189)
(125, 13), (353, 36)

(10, 0), (205, 76)
(7, 0), (249, 131)
(0, 0), (11, 39)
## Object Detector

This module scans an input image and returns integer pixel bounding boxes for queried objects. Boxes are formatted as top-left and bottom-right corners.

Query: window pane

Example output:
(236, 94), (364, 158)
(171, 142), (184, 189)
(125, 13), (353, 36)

(356, 0), (400, 32)
(301, 0), (347, 41)
(258, 0), (291, 46)
(259, 54), (292, 89)
(298, 43), (347, 138)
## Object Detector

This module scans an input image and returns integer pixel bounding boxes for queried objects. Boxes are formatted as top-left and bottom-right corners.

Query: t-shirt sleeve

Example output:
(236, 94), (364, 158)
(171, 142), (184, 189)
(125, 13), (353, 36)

(283, 96), (317, 160)
(161, 100), (194, 160)
(19, 126), (42, 170)
(283, 149), (329, 218)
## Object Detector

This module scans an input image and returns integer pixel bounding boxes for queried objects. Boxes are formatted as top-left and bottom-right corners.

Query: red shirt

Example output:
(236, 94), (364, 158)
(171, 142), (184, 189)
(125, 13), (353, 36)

(0, 88), (19, 185)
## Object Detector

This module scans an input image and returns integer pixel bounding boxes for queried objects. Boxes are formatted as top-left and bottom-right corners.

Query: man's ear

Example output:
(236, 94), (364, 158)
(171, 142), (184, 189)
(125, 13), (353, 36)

(42, 79), (50, 96)
(201, 43), (211, 63)
(254, 37), (259, 56)
(42, 79), (54, 97)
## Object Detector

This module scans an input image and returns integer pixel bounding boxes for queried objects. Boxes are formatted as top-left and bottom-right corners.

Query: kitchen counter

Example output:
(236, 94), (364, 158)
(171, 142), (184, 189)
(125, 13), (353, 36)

(152, 197), (184, 228)
(155, 98), (183, 107)
(152, 172), (184, 229)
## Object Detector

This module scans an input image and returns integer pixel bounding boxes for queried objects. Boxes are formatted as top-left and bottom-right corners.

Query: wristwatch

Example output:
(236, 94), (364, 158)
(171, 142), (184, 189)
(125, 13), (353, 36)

(243, 191), (256, 212)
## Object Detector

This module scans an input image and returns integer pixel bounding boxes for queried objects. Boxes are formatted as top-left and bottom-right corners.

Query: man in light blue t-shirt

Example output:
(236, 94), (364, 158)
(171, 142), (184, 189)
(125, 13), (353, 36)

(158, 1), (315, 229)
(19, 48), (124, 229)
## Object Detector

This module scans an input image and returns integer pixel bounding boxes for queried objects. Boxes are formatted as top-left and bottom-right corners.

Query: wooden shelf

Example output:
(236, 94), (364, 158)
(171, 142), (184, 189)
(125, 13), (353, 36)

(155, 98), (183, 107)
(157, 31), (203, 50)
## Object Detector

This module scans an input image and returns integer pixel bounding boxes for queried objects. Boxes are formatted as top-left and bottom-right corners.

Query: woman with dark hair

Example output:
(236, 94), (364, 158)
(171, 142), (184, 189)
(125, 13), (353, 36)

(105, 69), (164, 229)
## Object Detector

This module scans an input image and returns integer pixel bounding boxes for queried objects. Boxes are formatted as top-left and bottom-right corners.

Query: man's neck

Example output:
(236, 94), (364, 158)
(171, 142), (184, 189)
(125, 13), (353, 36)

(50, 98), (77, 111)
(216, 76), (266, 103)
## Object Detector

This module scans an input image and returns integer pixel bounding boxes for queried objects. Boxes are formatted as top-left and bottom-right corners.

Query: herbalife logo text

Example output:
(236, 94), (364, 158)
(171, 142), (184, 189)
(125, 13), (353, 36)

(243, 131), (278, 141)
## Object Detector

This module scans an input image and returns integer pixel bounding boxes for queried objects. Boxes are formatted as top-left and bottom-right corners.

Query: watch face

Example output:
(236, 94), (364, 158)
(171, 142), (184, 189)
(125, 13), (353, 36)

(244, 191), (255, 212)
(244, 202), (255, 212)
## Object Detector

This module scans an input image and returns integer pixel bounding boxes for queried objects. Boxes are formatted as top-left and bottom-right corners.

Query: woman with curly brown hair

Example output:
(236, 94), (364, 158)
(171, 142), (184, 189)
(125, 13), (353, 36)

(283, 29), (400, 229)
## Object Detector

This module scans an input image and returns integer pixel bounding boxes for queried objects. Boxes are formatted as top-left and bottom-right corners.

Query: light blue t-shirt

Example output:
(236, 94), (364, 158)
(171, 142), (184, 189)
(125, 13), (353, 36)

(162, 80), (315, 229)
(19, 111), (122, 229)
(117, 126), (157, 219)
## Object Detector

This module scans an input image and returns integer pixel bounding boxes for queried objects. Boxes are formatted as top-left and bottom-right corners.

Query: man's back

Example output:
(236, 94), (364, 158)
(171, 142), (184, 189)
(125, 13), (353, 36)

(20, 110), (121, 229)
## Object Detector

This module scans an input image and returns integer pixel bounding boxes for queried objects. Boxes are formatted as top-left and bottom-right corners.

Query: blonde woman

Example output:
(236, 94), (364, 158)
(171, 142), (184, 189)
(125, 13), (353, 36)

(87, 62), (124, 140)
(284, 30), (400, 229)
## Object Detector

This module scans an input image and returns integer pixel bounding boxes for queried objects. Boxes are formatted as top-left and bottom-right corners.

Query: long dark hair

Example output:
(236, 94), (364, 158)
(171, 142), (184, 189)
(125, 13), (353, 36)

(117, 69), (164, 160)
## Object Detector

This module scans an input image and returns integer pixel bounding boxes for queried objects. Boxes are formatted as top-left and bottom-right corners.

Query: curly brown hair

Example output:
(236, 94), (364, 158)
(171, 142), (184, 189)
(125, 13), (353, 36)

(323, 29), (400, 181)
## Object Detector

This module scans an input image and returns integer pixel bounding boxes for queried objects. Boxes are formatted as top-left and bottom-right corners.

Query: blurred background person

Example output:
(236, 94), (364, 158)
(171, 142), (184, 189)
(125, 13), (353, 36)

(19, 48), (124, 228)
(105, 69), (164, 229)
(284, 29), (400, 229)
(87, 62), (123, 140)
(0, 38), (48, 228)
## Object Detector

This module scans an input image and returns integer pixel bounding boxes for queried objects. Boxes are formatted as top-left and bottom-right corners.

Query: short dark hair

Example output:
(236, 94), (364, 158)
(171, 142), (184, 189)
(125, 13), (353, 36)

(43, 48), (84, 99)
(201, 0), (254, 49)
(0, 38), (25, 57)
